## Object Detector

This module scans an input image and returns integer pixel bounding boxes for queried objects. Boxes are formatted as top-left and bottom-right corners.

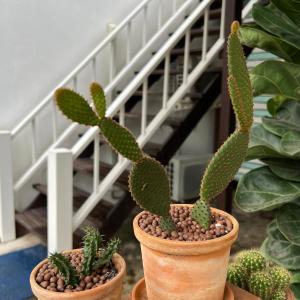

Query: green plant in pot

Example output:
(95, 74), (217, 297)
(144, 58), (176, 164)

(234, 1), (300, 298)
(54, 21), (253, 300)
(30, 227), (126, 300)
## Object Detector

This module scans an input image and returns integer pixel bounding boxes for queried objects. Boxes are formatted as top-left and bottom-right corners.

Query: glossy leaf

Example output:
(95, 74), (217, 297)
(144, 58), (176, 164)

(272, 0), (300, 27)
(252, 3), (300, 50)
(235, 167), (300, 212)
(239, 24), (300, 63)
(292, 273), (300, 284)
(262, 158), (300, 182)
(267, 95), (290, 116)
(277, 203), (300, 245)
(263, 100), (300, 137)
(261, 222), (300, 270)
(281, 131), (300, 158)
(250, 61), (300, 100)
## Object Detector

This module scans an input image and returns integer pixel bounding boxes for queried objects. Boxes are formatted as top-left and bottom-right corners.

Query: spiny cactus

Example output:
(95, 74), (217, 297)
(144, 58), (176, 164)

(82, 226), (102, 275)
(269, 266), (291, 291)
(191, 21), (253, 228)
(48, 253), (79, 286)
(227, 263), (247, 289)
(236, 249), (266, 273)
(249, 271), (273, 300)
(272, 290), (287, 300)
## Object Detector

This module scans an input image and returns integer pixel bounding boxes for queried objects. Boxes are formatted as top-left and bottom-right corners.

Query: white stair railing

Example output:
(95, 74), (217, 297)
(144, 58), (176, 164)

(48, 0), (226, 253)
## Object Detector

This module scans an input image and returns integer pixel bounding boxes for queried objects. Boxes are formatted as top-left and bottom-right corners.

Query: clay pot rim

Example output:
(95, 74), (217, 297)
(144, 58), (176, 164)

(30, 249), (126, 298)
(133, 204), (238, 253)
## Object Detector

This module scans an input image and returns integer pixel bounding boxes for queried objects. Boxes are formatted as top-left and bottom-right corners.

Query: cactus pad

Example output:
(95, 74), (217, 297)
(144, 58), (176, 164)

(228, 21), (253, 131)
(227, 263), (247, 289)
(99, 117), (144, 162)
(236, 249), (266, 273)
(55, 88), (99, 126)
(129, 156), (171, 217)
(199, 130), (249, 202)
(90, 82), (106, 119)
(160, 215), (176, 232)
(249, 271), (273, 300)
(191, 200), (211, 230)
(269, 266), (291, 291)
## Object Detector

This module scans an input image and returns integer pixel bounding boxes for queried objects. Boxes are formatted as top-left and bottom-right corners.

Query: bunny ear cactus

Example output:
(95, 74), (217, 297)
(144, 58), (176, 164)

(55, 83), (175, 231)
(191, 21), (253, 229)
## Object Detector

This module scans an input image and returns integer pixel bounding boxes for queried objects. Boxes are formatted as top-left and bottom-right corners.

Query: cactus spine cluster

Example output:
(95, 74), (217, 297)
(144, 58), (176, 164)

(55, 20), (253, 231)
(48, 226), (120, 287)
(227, 249), (291, 300)
(191, 21), (253, 228)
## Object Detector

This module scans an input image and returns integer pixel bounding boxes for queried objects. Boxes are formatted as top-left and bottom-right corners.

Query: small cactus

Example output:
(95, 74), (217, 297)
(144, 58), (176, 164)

(269, 266), (291, 292)
(272, 290), (287, 300)
(249, 271), (273, 300)
(236, 249), (266, 273)
(48, 252), (79, 286)
(227, 263), (247, 289)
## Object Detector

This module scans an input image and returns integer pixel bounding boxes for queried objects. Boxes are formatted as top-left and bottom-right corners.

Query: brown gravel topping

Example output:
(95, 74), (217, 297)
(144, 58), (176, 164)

(36, 251), (117, 292)
(138, 206), (233, 241)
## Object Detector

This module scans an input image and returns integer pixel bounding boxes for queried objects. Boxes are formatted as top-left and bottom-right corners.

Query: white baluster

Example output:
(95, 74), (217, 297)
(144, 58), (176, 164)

(31, 119), (37, 163)
(126, 22), (132, 64)
(158, 0), (162, 29)
(163, 53), (170, 109)
(92, 57), (97, 81)
(142, 79), (148, 135)
(220, 0), (226, 39)
(202, 9), (209, 61)
(142, 6), (148, 46)
(52, 101), (58, 142)
(93, 135), (100, 193)
(183, 29), (191, 84)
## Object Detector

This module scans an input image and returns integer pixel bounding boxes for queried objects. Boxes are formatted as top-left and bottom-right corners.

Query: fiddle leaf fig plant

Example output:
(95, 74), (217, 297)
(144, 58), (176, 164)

(55, 21), (252, 231)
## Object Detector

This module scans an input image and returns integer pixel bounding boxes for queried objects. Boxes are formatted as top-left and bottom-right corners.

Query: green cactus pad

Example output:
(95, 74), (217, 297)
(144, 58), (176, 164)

(227, 263), (247, 289)
(99, 117), (144, 162)
(90, 82), (106, 119)
(200, 130), (249, 202)
(191, 200), (211, 230)
(129, 156), (171, 217)
(48, 252), (79, 286)
(272, 290), (287, 300)
(228, 22), (253, 131)
(249, 271), (273, 300)
(269, 266), (291, 291)
(159, 215), (176, 232)
(236, 249), (266, 273)
(55, 88), (99, 126)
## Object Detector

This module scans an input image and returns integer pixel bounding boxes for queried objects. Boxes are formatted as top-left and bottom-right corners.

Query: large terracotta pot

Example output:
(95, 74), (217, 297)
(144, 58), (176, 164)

(133, 204), (239, 300)
(30, 249), (126, 300)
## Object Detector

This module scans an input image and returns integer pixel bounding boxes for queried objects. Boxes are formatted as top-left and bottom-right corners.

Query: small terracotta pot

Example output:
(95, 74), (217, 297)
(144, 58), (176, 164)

(133, 204), (239, 300)
(30, 249), (126, 300)
(129, 277), (234, 300)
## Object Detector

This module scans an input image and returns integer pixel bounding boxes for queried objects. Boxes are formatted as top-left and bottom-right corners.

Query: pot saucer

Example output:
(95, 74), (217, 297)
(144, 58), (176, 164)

(129, 277), (234, 300)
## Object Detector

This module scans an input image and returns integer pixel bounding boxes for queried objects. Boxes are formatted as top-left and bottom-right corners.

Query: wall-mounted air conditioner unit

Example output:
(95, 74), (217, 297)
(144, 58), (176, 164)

(167, 154), (212, 202)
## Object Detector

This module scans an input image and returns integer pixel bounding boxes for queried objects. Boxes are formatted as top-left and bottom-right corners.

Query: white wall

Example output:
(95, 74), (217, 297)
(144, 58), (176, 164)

(0, 0), (142, 130)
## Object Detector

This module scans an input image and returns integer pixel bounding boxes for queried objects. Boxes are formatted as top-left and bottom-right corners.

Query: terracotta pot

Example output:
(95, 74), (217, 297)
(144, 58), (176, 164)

(30, 249), (126, 300)
(133, 204), (239, 300)
(129, 277), (234, 300)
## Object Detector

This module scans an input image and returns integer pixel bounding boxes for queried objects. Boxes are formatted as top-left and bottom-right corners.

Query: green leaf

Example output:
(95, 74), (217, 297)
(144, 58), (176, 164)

(292, 273), (300, 284)
(239, 24), (300, 63)
(250, 61), (300, 100)
(246, 125), (284, 160)
(99, 117), (143, 163)
(262, 158), (300, 182)
(200, 130), (249, 202)
(55, 88), (99, 126)
(129, 156), (171, 217)
(277, 203), (300, 246)
(90, 82), (106, 119)
(235, 167), (300, 212)
(261, 222), (300, 270)
(263, 100), (300, 137)
(252, 2), (300, 50)
(281, 131), (300, 158)
(267, 95), (290, 116)
(272, 0), (300, 27)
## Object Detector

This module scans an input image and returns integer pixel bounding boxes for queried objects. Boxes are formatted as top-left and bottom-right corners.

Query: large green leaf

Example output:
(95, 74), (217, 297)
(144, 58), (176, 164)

(252, 3), (300, 50)
(250, 61), (300, 99)
(261, 222), (300, 270)
(239, 24), (300, 63)
(292, 273), (300, 284)
(263, 158), (300, 182)
(263, 100), (300, 137)
(235, 167), (300, 212)
(267, 95), (291, 116)
(246, 125), (284, 160)
(277, 203), (300, 245)
(281, 131), (300, 158)
(272, 0), (300, 27)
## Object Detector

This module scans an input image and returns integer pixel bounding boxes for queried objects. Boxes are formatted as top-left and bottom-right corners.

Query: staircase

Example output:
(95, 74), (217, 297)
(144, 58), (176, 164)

(0, 0), (257, 250)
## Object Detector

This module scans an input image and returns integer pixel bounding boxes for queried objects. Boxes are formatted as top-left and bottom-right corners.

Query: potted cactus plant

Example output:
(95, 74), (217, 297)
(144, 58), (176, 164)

(227, 249), (295, 300)
(30, 227), (126, 300)
(55, 21), (252, 300)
